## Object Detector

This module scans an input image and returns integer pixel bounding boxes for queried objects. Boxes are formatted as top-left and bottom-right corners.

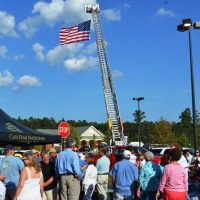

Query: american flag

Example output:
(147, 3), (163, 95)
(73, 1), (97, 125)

(59, 20), (91, 45)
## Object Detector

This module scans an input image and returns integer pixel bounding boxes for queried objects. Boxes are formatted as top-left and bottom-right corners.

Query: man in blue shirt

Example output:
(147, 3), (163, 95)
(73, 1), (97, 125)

(96, 148), (110, 200)
(0, 144), (24, 200)
(110, 150), (138, 200)
(55, 138), (81, 200)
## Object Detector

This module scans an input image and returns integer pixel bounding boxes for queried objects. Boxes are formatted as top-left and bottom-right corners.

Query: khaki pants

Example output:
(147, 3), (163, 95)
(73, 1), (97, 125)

(96, 175), (108, 200)
(43, 187), (57, 200)
(60, 174), (80, 200)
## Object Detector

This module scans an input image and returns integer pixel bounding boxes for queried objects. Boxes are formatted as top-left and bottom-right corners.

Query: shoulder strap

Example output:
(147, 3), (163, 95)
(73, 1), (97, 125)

(40, 171), (42, 178)
(25, 167), (31, 179)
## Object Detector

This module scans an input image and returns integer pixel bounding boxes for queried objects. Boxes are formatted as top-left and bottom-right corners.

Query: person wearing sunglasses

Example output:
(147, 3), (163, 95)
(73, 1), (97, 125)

(191, 149), (200, 165)
(191, 149), (200, 178)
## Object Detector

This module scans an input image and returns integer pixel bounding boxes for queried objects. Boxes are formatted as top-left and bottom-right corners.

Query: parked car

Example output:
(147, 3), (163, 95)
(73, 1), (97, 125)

(150, 147), (170, 155)
(150, 147), (194, 156)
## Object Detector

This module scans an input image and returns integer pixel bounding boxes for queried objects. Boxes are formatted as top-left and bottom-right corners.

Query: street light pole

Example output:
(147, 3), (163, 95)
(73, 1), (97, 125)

(188, 27), (198, 152)
(177, 18), (199, 151)
(133, 97), (144, 147)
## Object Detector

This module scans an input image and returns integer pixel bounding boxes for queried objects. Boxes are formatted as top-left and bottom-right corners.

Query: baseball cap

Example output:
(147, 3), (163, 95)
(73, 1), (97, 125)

(49, 148), (56, 153)
(123, 150), (131, 158)
(4, 144), (14, 151)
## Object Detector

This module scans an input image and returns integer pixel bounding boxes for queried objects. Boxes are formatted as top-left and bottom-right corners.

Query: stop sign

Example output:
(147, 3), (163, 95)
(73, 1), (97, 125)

(58, 122), (70, 138)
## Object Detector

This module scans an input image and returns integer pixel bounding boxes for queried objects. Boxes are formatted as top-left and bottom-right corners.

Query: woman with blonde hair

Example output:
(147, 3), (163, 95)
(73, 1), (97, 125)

(14, 151), (44, 200)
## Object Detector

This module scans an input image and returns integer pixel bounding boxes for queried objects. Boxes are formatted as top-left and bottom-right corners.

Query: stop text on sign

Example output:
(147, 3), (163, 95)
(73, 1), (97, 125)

(58, 121), (70, 138)
(58, 127), (69, 133)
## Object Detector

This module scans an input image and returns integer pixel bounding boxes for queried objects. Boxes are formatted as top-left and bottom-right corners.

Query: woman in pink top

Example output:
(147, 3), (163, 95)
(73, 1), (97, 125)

(156, 148), (187, 200)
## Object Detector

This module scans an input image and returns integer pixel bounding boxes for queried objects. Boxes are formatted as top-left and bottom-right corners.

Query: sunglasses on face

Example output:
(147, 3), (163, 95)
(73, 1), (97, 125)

(196, 152), (199, 154)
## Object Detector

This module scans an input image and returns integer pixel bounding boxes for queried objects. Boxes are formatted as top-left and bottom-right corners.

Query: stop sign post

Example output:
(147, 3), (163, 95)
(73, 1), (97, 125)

(58, 121), (70, 150)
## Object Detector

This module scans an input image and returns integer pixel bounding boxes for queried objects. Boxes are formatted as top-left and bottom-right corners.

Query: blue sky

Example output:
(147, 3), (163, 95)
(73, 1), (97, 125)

(0, 0), (200, 123)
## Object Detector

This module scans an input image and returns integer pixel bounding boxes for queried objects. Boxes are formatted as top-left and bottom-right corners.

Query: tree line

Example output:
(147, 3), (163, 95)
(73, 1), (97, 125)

(15, 108), (200, 147)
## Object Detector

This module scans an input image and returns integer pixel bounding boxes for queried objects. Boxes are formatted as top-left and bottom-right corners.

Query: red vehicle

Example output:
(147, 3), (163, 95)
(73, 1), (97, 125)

(92, 146), (161, 169)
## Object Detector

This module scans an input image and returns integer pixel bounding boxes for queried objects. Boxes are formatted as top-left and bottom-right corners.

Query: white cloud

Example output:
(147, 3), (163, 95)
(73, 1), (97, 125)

(0, 70), (14, 87)
(112, 70), (124, 79)
(102, 9), (121, 21)
(32, 42), (99, 72)
(156, 8), (176, 17)
(46, 43), (83, 66)
(64, 56), (98, 72)
(0, 11), (18, 37)
(82, 42), (97, 55)
(0, 45), (8, 58)
(19, 0), (96, 37)
(16, 75), (41, 88)
(32, 0), (64, 25)
(32, 43), (45, 61)
(13, 54), (25, 61)
(19, 17), (39, 38)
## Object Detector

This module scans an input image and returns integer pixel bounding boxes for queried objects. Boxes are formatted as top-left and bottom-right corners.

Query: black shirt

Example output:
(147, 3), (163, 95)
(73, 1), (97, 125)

(40, 161), (57, 191)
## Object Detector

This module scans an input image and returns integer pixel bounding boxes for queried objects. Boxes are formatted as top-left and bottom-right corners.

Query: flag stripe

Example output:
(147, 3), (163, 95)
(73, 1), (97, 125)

(59, 32), (90, 40)
(59, 33), (89, 44)
(59, 20), (91, 45)
(59, 31), (90, 38)
(59, 32), (90, 44)
(60, 36), (90, 45)
(60, 37), (90, 45)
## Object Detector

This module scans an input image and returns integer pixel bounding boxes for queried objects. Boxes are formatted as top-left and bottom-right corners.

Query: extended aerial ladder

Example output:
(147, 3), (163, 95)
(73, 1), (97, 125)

(85, 4), (125, 145)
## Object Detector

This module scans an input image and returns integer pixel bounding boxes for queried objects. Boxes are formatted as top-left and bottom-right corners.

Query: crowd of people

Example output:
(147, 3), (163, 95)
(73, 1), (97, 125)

(0, 139), (111, 200)
(0, 139), (200, 200)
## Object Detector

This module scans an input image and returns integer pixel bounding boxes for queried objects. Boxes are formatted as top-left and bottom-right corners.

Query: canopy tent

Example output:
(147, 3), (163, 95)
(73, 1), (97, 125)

(0, 109), (60, 146)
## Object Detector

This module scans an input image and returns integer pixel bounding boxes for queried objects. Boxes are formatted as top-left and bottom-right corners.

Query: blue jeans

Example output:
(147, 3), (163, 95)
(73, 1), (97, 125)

(83, 184), (94, 200)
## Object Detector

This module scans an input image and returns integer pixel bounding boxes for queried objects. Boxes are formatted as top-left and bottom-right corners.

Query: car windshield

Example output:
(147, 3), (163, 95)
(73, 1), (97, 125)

(114, 147), (126, 155)
(163, 149), (170, 155)
(150, 149), (162, 154)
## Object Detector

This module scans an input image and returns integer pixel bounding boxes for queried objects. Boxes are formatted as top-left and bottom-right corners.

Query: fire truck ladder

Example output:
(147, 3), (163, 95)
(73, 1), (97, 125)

(85, 4), (124, 144)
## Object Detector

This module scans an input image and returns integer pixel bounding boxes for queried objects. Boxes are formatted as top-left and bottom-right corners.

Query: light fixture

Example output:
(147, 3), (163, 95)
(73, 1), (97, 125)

(182, 18), (192, 27)
(193, 21), (200, 29)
